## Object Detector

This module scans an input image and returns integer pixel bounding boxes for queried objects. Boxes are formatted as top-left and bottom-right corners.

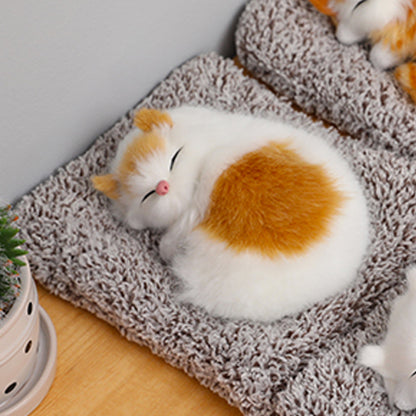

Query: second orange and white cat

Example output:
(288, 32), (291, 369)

(92, 107), (369, 321)
(309, 0), (416, 102)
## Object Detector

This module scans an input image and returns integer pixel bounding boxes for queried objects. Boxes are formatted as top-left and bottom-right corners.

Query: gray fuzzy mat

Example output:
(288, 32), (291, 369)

(236, 0), (416, 158)
(15, 53), (416, 415)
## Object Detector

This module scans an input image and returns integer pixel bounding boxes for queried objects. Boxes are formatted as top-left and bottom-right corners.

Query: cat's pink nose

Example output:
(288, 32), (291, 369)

(156, 180), (169, 196)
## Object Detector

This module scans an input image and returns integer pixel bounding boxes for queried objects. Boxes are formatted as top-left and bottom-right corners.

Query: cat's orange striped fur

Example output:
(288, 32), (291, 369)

(309, 0), (337, 16)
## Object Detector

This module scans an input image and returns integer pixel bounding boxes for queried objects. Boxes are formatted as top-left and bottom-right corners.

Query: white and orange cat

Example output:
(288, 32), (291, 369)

(92, 106), (369, 321)
(309, 0), (416, 102)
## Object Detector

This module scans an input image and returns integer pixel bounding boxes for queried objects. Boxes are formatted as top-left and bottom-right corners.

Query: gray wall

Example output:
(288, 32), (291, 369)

(0, 0), (246, 203)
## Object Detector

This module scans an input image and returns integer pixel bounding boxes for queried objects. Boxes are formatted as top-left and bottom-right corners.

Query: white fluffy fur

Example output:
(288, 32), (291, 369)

(359, 266), (416, 411)
(330, 0), (412, 69)
(110, 106), (369, 321)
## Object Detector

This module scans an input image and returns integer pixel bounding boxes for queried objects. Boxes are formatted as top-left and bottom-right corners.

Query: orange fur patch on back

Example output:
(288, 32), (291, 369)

(395, 62), (416, 102)
(198, 142), (345, 258)
(134, 108), (173, 132)
(117, 132), (166, 193)
(370, 0), (416, 60)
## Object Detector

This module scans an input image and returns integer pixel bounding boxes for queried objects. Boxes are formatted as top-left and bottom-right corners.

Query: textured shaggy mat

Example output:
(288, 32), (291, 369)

(15, 53), (416, 415)
(236, 0), (416, 158)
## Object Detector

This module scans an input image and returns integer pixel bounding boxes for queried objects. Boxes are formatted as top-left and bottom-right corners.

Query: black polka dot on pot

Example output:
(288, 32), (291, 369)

(25, 340), (32, 354)
(5, 382), (17, 395)
(27, 302), (33, 315)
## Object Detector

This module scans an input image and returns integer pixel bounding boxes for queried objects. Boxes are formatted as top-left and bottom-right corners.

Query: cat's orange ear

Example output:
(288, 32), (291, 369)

(308, 0), (336, 16)
(91, 174), (119, 200)
(134, 108), (173, 132)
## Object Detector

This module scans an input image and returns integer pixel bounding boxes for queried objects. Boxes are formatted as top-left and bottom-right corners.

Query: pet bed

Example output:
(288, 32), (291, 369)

(236, 0), (416, 158)
(15, 53), (416, 415)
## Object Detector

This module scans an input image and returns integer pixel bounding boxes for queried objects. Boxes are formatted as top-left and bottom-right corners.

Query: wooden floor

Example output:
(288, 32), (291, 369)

(32, 286), (242, 416)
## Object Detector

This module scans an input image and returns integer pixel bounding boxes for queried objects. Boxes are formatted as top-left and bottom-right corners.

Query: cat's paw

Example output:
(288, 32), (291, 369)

(358, 344), (385, 370)
(336, 23), (366, 45)
(370, 43), (402, 70)
(159, 234), (177, 263)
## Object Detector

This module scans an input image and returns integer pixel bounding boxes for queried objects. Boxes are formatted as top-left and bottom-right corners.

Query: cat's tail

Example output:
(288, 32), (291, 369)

(395, 62), (416, 104)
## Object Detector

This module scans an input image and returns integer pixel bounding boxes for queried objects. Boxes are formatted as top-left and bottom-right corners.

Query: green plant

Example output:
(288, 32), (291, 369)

(0, 205), (28, 319)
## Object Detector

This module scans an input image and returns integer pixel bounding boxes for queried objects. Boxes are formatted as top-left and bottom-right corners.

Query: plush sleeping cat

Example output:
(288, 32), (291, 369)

(92, 106), (369, 321)
(309, 0), (416, 103)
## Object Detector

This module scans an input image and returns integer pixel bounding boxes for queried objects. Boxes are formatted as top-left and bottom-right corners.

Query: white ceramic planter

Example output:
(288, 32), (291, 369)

(0, 257), (57, 416)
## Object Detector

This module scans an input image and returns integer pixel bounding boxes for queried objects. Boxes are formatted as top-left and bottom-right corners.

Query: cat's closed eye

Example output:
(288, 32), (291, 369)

(141, 189), (156, 204)
(353, 0), (367, 11)
(170, 147), (183, 171)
